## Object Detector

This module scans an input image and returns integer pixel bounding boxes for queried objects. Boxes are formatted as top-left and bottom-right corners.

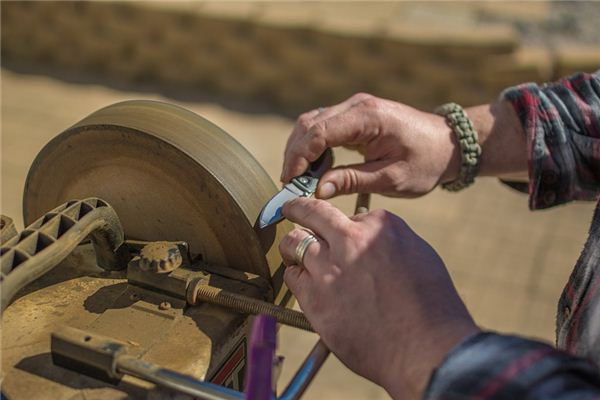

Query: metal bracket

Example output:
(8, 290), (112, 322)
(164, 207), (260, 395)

(126, 241), (274, 304)
(51, 318), (328, 400)
(51, 326), (242, 400)
(52, 326), (126, 383)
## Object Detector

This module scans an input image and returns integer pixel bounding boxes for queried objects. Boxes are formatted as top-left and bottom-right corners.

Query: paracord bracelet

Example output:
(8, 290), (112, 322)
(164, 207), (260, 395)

(435, 102), (482, 191)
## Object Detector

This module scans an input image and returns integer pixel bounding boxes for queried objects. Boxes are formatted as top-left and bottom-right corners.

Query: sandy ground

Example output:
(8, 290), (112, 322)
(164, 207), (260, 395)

(1, 69), (597, 398)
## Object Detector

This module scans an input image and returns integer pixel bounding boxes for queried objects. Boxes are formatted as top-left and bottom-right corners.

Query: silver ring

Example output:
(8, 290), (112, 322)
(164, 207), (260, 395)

(294, 233), (318, 266)
(318, 107), (327, 114)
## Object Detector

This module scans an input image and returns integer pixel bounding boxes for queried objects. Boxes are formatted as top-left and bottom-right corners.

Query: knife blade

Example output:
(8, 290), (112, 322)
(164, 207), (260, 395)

(258, 148), (333, 229)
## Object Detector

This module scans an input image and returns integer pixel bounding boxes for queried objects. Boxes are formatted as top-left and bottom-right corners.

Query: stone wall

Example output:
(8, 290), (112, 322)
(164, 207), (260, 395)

(2, 1), (599, 114)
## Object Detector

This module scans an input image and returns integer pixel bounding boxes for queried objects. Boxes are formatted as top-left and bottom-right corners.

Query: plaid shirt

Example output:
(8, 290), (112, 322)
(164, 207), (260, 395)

(425, 71), (600, 399)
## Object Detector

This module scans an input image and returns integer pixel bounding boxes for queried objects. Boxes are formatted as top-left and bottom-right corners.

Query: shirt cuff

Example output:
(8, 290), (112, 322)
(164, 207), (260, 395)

(424, 331), (600, 399)
(500, 71), (600, 210)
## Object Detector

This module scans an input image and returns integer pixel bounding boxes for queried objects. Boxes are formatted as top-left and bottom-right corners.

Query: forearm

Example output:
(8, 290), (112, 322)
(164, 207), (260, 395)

(440, 100), (528, 185)
(445, 71), (600, 195)
(467, 101), (528, 180)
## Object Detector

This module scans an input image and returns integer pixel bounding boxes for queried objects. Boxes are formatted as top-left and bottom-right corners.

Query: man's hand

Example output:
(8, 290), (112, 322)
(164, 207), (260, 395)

(281, 93), (459, 199)
(281, 93), (527, 199)
(279, 198), (479, 399)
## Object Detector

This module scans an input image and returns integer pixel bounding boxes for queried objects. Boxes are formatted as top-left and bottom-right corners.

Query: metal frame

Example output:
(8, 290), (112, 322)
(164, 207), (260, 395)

(2, 192), (371, 399)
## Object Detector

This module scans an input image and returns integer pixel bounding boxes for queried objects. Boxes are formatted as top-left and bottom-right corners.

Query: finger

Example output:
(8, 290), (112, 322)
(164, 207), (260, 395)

(282, 198), (351, 242)
(283, 264), (311, 306)
(278, 228), (327, 276)
(281, 107), (343, 183)
(309, 93), (373, 126)
(316, 159), (399, 199)
(281, 109), (321, 181)
(284, 101), (379, 180)
(282, 94), (374, 182)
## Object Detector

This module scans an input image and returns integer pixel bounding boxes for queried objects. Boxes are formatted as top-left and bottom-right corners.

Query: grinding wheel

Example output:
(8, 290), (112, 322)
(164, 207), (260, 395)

(3, 101), (295, 399)
(23, 100), (292, 290)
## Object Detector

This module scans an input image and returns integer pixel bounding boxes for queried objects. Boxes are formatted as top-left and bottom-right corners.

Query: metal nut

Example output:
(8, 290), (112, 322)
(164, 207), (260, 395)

(138, 242), (183, 273)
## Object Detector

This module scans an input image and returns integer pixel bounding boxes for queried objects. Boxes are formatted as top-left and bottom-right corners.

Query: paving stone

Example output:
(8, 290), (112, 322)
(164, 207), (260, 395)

(554, 44), (600, 78)
(476, 2), (551, 24)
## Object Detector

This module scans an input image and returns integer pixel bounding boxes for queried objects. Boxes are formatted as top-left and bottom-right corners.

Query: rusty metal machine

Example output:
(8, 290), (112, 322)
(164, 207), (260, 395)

(0, 101), (333, 399)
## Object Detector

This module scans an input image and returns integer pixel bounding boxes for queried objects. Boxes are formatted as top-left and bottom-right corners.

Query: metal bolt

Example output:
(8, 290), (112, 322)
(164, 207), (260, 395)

(298, 177), (309, 184)
(159, 301), (171, 310)
(129, 293), (139, 301)
(189, 283), (313, 332)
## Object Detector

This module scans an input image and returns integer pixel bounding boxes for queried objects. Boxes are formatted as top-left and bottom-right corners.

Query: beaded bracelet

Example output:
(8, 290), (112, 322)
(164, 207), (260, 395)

(434, 102), (482, 192)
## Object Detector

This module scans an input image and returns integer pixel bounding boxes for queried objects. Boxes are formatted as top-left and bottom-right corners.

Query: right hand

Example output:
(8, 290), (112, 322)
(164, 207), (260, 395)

(278, 198), (479, 399)
(281, 93), (460, 199)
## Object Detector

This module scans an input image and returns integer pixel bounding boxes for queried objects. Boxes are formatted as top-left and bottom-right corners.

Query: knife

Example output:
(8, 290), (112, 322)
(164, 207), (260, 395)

(258, 148), (334, 229)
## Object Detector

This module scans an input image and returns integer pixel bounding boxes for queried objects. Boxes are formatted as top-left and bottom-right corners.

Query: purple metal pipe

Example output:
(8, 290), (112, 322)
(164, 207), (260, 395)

(244, 315), (277, 400)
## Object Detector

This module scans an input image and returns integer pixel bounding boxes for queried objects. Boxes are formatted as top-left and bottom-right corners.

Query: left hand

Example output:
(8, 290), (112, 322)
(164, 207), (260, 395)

(280, 94), (460, 199)
(278, 198), (479, 399)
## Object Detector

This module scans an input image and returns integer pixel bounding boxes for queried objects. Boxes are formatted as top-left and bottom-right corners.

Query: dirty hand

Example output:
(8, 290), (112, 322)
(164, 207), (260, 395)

(279, 198), (479, 399)
(280, 93), (459, 199)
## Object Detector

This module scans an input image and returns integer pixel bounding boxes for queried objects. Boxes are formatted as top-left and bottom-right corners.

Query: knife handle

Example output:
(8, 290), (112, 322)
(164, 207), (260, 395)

(305, 148), (334, 178)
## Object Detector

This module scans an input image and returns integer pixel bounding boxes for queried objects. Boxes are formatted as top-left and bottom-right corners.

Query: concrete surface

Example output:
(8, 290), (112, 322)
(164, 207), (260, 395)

(4, 2), (599, 117)
(1, 69), (596, 399)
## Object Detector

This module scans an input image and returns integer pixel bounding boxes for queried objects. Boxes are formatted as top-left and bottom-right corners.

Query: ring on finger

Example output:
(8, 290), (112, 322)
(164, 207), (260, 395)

(318, 107), (327, 114)
(294, 233), (319, 267)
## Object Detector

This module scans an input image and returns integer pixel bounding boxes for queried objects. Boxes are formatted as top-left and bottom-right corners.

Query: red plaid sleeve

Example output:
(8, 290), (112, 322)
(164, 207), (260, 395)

(501, 70), (600, 209)
(424, 332), (600, 399)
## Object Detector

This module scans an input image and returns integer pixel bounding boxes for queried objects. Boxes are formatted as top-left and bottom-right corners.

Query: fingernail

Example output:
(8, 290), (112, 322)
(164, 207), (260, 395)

(318, 182), (336, 199)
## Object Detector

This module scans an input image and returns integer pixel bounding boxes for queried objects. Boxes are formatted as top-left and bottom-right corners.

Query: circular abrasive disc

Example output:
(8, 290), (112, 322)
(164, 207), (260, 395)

(23, 100), (292, 283)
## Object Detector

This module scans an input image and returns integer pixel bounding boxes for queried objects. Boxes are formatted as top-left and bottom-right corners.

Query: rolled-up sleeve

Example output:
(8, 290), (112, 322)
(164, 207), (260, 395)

(424, 332), (600, 399)
(501, 71), (600, 209)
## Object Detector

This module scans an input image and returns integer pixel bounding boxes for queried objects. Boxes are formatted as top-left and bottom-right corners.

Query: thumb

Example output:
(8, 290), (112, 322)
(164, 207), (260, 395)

(316, 159), (395, 199)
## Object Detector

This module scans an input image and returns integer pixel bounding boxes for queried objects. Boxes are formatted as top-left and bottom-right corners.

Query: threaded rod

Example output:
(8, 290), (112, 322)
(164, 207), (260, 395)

(189, 283), (314, 332)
